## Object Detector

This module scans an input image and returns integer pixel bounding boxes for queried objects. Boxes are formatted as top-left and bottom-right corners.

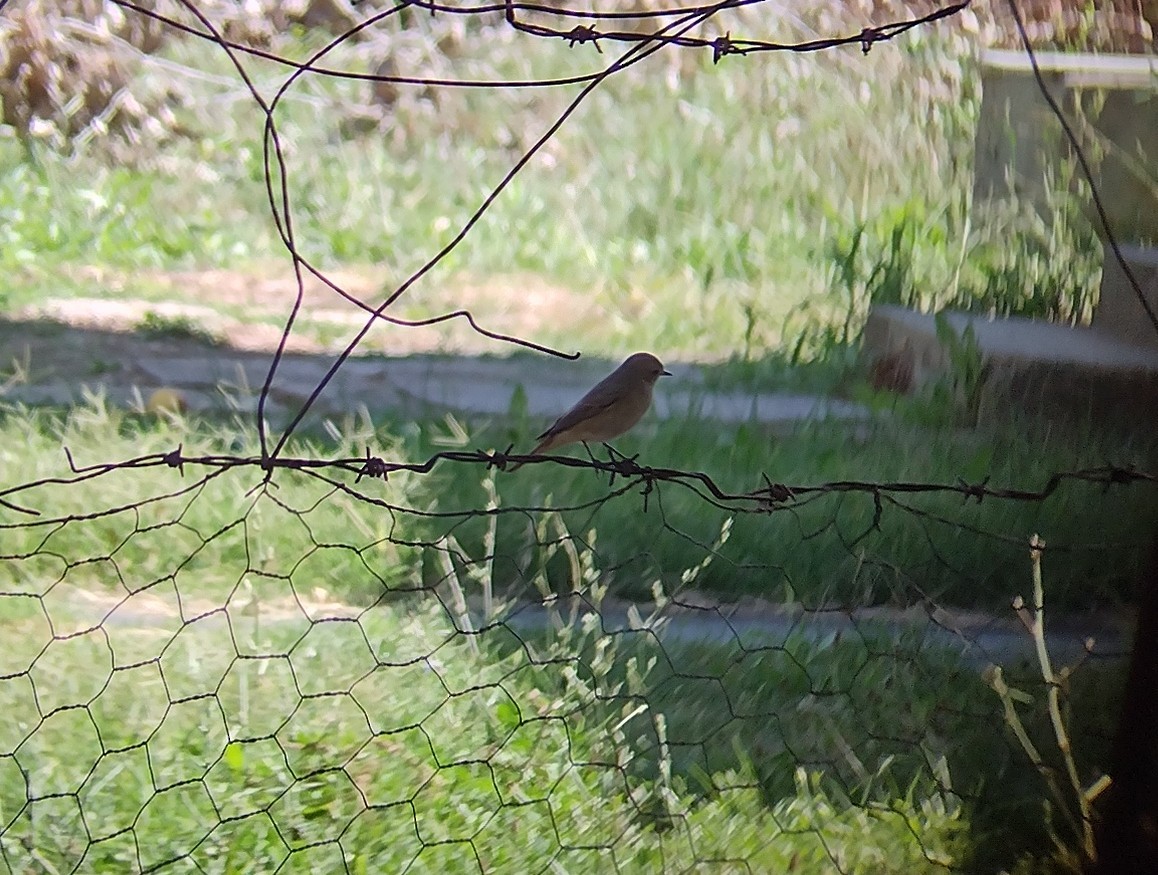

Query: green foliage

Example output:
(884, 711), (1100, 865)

(442, 411), (1158, 613)
(0, 400), (419, 605)
(959, 185), (1103, 324)
(137, 310), (219, 344)
(930, 311), (990, 427)
(0, 412), (966, 870)
(813, 185), (1101, 370)
(823, 201), (939, 321)
(0, 9), (986, 365)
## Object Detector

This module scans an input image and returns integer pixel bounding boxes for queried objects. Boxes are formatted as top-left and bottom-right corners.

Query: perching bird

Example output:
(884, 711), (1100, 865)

(511, 352), (670, 470)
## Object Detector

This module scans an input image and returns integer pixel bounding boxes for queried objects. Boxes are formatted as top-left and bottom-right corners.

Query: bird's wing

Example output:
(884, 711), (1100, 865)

(536, 375), (620, 439)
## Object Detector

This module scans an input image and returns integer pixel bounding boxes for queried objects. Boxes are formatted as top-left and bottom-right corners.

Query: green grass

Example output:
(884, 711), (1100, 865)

(10, 377), (1152, 619)
(0, 10), (1110, 387)
(0, 6), (1108, 362)
(0, 402), (422, 608)
(400, 404), (1158, 613)
(0, 404), (1129, 868)
(0, 6), (1146, 869)
(0, 399), (1136, 873)
(0, 599), (968, 873)
(0, 6), (1003, 358)
(0, 408), (982, 872)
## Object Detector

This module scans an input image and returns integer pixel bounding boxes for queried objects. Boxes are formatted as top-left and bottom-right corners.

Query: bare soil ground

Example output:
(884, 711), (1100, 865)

(8, 264), (606, 360)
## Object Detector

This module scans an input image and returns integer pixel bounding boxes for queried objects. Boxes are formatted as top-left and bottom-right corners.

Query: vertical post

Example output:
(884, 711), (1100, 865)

(1091, 536), (1158, 873)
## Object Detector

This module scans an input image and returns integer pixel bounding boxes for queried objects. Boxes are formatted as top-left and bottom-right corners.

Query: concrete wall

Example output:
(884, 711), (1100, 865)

(971, 49), (1158, 243)
(1096, 244), (1158, 350)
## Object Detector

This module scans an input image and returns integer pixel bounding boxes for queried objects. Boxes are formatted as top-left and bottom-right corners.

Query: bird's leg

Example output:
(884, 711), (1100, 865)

(603, 442), (639, 466)
(581, 442), (618, 486)
(580, 441), (617, 485)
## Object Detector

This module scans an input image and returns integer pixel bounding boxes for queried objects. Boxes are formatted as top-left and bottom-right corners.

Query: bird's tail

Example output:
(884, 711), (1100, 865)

(507, 436), (552, 472)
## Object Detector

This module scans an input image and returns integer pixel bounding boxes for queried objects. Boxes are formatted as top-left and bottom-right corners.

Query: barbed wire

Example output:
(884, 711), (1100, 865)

(1, 444), (1152, 523)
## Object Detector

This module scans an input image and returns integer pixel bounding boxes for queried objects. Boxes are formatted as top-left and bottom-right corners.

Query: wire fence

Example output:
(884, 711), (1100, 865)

(1, 0), (1156, 872)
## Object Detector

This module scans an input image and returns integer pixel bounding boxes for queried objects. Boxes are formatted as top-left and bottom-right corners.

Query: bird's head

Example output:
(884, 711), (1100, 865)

(623, 352), (671, 386)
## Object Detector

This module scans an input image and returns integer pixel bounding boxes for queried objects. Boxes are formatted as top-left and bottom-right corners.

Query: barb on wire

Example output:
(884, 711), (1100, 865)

(502, 0), (972, 59)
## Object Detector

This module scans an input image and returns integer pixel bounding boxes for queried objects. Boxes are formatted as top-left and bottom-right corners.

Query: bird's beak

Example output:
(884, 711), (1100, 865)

(661, 369), (672, 377)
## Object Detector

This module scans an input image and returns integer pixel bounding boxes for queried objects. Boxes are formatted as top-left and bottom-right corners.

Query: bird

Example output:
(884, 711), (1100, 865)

(510, 352), (670, 470)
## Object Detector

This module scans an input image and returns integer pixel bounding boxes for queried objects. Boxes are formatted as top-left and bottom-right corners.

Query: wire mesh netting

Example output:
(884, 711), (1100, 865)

(1, 0), (1157, 873)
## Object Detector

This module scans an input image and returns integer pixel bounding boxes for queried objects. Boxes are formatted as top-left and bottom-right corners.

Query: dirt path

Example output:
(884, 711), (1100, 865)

(13, 264), (608, 359)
